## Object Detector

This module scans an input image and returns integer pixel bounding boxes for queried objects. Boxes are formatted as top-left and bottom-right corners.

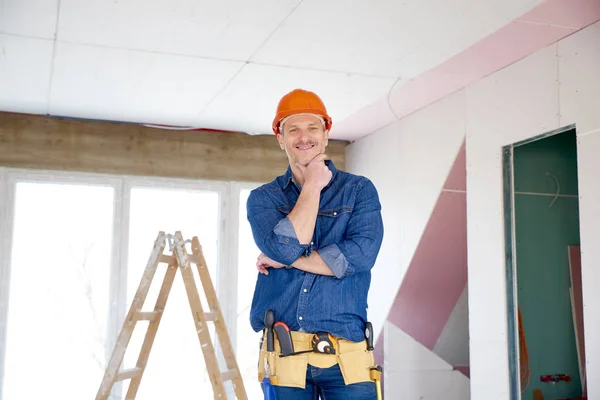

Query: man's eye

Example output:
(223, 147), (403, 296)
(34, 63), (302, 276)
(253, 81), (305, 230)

(310, 127), (317, 131)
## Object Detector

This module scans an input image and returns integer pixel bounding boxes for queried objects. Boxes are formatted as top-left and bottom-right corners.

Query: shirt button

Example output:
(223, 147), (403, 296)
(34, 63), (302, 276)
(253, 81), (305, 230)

(333, 212), (337, 216)
(310, 241), (314, 245)
(299, 316), (303, 321)
(303, 289), (308, 293)
(285, 238), (289, 243)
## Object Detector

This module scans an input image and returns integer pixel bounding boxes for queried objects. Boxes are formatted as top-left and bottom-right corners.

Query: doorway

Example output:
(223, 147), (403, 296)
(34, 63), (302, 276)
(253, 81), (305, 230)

(503, 125), (587, 400)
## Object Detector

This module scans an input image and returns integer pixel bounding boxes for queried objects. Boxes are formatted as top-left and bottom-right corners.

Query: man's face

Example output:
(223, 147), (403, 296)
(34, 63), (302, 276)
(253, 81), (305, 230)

(277, 114), (329, 167)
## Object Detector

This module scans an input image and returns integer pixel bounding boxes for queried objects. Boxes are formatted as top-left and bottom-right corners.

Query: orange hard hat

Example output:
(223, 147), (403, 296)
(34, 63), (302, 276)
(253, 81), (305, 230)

(272, 89), (332, 135)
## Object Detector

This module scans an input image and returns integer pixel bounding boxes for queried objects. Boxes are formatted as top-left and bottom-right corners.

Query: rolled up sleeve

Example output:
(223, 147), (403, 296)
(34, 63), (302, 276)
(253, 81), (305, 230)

(318, 244), (349, 279)
(246, 188), (311, 266)
(273, 217), (297, 238)
(329, 179), (384, 279)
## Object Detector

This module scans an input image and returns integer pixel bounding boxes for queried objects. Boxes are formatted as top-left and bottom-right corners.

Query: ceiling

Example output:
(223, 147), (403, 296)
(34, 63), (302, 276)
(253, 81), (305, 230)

(0, 0), (544, 140)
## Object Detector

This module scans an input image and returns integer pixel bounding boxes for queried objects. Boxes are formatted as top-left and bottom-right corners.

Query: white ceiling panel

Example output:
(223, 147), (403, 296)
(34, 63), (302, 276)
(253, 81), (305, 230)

(48, 42), (244, 126)
(0, 0), (59, 39)
(0, 0), (551, 141)
(393, 0), (544, 77)
(56, 0), (300, 60)
(394, 45), (463, 80)
(251, 0), (427, 78)
(199, 63), (396, 136)
(0, 35), (54, 114)
(252, 0), (543, 79)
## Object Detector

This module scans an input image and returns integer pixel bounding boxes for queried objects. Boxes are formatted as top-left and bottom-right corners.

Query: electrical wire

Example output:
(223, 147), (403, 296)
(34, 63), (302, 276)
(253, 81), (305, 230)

(518, 307), (531, 393)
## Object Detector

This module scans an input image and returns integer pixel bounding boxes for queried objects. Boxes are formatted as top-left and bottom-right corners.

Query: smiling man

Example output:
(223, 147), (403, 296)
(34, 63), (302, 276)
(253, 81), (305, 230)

(246, 89), (384, 400)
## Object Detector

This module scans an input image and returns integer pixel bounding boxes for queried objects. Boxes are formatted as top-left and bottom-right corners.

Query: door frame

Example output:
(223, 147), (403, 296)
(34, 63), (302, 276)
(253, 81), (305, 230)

(502, 123), (577, 399)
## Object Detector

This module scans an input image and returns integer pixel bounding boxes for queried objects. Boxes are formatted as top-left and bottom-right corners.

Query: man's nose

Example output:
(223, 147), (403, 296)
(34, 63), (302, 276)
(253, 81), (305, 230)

(298, 128), (312, 138)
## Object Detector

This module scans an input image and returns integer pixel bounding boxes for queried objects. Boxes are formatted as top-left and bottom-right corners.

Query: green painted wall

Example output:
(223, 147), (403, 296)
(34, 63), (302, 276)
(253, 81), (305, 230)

(514, 129), (582, 400)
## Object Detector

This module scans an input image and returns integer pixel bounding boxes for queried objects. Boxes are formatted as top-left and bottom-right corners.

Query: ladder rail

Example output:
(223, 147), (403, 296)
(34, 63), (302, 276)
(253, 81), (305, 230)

(96, 232), (167, 400)
(96, 231), (248, 400)
(125, 260), (178, 399)
(175, 232), (228, 398)
(191, 236), (247, 399)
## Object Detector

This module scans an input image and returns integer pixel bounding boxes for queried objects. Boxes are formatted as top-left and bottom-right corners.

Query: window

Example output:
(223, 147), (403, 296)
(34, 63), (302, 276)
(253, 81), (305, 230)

(0, 171), (260, 399)
(2, 181), (114, 400)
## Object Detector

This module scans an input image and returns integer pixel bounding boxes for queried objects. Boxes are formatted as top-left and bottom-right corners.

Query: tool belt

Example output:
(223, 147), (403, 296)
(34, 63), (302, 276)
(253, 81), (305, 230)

(258, 330), (376, 389)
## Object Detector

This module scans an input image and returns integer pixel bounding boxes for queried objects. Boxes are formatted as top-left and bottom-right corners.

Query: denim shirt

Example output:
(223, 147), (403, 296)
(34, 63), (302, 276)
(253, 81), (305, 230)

(246, 160), (384, 342)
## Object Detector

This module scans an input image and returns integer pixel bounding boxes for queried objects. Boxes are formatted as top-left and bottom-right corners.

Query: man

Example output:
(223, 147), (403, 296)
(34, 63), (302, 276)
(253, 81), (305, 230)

(246, 88), (384, 399)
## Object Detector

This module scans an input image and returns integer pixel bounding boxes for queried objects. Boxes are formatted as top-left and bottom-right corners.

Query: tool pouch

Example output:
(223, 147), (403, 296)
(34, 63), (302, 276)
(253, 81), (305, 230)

(258, 349), (308, 389)
(337, 349), (376, 385)
(257, 330), (375, 388)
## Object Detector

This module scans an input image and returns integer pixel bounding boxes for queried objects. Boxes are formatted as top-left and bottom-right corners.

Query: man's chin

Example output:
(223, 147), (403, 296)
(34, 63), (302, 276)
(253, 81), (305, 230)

(298, 157), (316, 167)
(292, 153), (316, 166)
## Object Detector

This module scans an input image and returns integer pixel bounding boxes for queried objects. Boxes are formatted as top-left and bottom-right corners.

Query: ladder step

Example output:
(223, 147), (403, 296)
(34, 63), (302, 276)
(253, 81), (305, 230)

(116, 368), (141, 381)
(96, 233), (248, 400)
(158, 254), (176, 264)
(221, 369), (239, 382)
(204, 312), (217, 322)
(135, 311), (161, 321)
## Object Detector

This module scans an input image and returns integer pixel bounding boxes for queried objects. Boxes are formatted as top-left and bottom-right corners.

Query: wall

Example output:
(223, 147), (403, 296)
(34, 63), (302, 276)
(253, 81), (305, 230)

(384, 320), (469, 399)
(0, 111), (347, 183)
(514, 130), (582, 398)
(466, 22), (600, 399)
(385, 140), (468, 360)
(346, 89), (466, 340)
(569, 25), (600, 400)
(346, 20), (600, 399)
(346, 90), (468, 398)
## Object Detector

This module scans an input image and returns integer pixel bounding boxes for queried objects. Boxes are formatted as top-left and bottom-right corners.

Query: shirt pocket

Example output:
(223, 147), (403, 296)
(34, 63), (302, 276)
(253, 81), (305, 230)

(318, 206), (353, 240)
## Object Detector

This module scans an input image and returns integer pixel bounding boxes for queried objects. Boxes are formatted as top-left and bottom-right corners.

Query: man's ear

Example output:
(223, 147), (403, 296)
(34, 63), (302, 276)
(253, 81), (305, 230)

(276, 133), (285, 150)
(324, 129), (330, 147)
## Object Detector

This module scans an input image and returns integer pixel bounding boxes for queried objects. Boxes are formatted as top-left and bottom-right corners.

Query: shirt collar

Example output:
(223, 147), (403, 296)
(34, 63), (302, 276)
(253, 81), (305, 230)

(282, 159), (338, 190)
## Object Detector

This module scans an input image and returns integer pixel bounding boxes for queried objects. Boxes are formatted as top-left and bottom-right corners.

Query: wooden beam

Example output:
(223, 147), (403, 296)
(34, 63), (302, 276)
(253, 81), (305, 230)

(0, 112), (347, 182)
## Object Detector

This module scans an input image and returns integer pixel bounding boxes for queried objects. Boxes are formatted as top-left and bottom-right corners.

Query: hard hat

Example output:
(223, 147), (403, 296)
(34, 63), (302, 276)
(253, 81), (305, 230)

(272, 89), (332, 135)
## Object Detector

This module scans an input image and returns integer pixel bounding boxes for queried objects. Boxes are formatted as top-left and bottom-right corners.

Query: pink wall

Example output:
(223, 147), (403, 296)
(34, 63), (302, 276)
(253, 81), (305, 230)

(382, 142), (467, 364)
(365, 0), (600, 385)
(387, 142), (466, 348)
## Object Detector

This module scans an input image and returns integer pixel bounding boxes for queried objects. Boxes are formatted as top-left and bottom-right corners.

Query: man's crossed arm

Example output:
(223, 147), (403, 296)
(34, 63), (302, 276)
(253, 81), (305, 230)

(255, 251), (334, 276)
(247, 156), (383, 279)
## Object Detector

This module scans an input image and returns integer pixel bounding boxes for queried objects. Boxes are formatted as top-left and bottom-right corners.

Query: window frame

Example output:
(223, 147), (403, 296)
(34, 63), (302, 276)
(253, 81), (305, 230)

(0, 167), (260, 400)
(227, 181), (262, 350)
(0, 167), (9, 396)
(0, 168), (124, 398)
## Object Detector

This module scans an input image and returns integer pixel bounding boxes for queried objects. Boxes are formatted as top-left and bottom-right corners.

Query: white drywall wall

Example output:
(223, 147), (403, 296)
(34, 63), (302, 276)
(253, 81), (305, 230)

(466, 41), (561, 399)
(575, 129), (600, 398)
(347, 19), (600, 400)
(345, 123), (403, 339)
(434, 285), (470, 367)
(346, 90), (466, 339)
(466, 22), (600, 399)
(559, 21), (600, 399)
(384, 321), (470, 399)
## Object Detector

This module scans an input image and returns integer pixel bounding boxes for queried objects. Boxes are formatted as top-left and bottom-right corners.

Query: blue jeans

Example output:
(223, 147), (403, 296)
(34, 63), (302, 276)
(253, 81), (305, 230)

(261, 364), (377, 400)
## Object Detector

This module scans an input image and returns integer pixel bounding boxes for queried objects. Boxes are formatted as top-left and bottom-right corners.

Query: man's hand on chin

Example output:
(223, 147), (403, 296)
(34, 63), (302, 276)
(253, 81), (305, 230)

(296, 153), (331, 190)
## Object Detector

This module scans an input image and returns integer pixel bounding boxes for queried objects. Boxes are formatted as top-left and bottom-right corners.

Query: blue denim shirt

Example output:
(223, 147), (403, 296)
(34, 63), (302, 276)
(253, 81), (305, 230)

(246, 160), (384, 342)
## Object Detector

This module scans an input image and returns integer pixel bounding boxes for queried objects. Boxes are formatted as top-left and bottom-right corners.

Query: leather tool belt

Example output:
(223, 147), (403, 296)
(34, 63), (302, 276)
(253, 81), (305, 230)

(258, 330), (376, 389)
